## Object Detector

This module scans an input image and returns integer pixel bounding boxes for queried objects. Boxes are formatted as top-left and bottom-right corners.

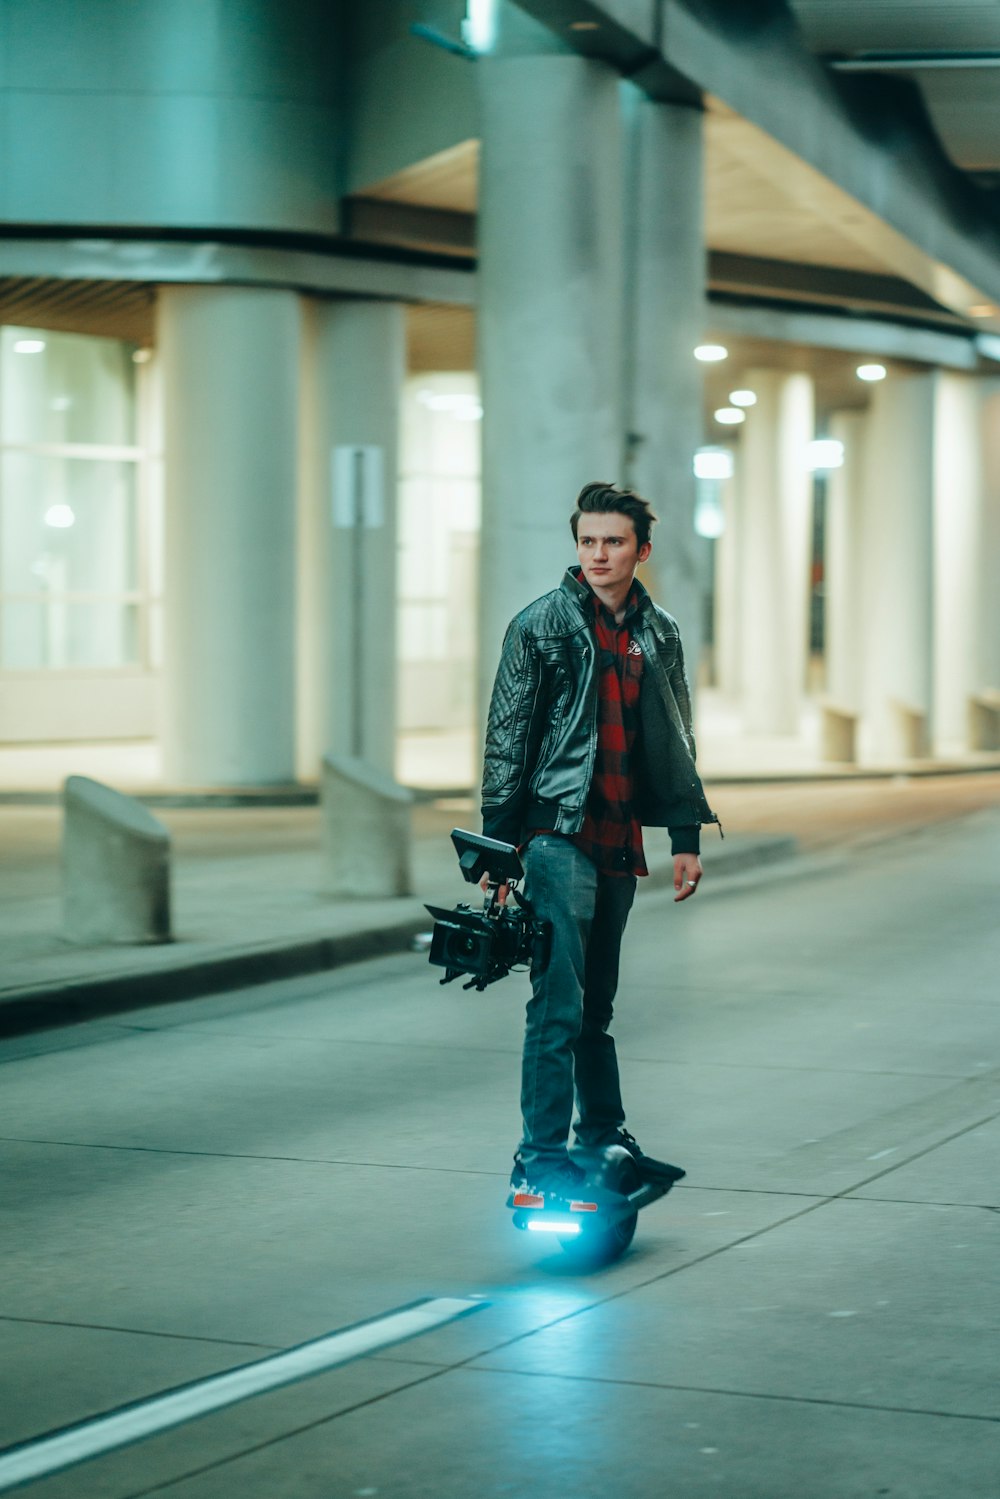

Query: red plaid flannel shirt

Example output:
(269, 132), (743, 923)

(570, 586), (648, 877)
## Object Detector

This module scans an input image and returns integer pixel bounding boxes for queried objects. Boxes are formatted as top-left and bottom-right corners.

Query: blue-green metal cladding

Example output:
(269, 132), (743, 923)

(0, 0), (347, 234)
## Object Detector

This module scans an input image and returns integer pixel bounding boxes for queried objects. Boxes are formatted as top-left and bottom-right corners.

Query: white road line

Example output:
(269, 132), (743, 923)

(0, 1297), (484, 1494)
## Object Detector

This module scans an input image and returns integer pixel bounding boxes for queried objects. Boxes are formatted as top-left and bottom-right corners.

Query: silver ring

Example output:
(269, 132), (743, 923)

(686, 880), (697, 888)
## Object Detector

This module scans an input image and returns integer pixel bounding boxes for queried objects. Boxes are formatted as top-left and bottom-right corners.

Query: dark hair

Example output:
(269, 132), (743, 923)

(570, 481), (658, 550)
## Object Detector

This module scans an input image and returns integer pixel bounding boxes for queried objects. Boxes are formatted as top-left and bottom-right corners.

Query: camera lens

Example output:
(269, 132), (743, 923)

(457, 935), (477, 956)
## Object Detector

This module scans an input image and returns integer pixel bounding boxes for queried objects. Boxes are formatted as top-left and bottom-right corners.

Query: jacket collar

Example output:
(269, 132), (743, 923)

(559, 566), (651, 618)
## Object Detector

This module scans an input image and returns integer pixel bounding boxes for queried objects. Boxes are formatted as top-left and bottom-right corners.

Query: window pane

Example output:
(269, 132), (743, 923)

(1, 327), (137, 447)
(1, 454), (138, 594)
(2, 600), (140, 670)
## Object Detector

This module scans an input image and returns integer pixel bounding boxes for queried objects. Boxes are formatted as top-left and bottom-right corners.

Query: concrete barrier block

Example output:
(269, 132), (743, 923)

(820, 702), (858, 763)
(321, 755), (414, 898)
(968, 690), (1000, 752)
(63, 777), (171, 944)
(890, 700), (929, 760)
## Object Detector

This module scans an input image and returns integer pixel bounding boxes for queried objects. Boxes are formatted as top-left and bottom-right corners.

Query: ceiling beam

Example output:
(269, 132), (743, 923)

(512, 0), (1000, 317)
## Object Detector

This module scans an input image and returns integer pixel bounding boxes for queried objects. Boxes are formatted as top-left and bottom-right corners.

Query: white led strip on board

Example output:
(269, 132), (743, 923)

(0, 1297), (485, 1493)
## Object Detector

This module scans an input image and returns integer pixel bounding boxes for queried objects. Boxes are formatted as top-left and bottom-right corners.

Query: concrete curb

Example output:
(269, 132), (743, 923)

(0, 834), (798, 1041)
(0, 919), (425, 1039)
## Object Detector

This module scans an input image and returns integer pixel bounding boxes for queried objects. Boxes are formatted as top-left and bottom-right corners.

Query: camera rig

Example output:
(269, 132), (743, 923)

(424, 829), (551, 992)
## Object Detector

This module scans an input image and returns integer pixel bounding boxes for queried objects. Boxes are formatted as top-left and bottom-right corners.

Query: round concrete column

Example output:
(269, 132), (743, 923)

(737, 370), (815, 736)
(713, 468), (742, 698)
(824, 410), (867, 715)
(979, 384), (1000, 697)
(476, 47), (624, 708)
(297, 298), (405, 781)
(857, 372), (935, 762)
(625, 91), (706, 664)
(930, 374), (1000, 754)
(159, 285), (299, 785)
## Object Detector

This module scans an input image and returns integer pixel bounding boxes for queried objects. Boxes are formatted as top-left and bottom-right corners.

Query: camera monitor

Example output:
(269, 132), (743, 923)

(450, 828), (524, 887)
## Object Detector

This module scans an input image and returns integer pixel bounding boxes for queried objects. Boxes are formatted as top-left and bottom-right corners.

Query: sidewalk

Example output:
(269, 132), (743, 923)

(2, 771), (998, 1037)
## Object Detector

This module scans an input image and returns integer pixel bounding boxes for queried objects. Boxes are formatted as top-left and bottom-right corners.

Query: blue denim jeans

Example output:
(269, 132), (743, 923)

(519, 834), (637, 1174)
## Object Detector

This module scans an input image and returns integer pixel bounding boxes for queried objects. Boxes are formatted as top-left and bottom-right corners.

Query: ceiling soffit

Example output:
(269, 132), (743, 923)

(359, 108), (991, 328)
(0, 277), (153, 344)
(789, 0), (1000, 173)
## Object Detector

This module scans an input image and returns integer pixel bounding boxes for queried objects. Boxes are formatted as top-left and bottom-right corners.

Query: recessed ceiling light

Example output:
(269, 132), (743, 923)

(14, 339), (45, 354)
(856, 363), (887, 382)
(714, 407), (746, 425)
(694, 447), (734, 480)
(807, 439), (845, 471)
(695, 344), (728, 363)
(729, 389), (757, 407)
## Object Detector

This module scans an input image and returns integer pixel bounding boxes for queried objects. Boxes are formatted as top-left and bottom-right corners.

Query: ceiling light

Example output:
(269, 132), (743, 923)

(714, 407), (745, 425)
(968, 304), (996, 318)
(856, 363), (887, 382)
(695, 496), (726, 539)
(44, 504), (75, 529)
(695, 344), (728, 363)
(417, 390), (482, 418)
(462, 0), (498, 51)
(693, 447), (734, 480)
(132, 349), (152, 364)
(14, 339), (45, 354)
(729, 389), (757, 407)
(807, 439), (845, 471)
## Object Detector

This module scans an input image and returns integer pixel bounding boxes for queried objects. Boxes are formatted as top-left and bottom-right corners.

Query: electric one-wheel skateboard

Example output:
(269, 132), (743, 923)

(507, 1143), (683, 1267)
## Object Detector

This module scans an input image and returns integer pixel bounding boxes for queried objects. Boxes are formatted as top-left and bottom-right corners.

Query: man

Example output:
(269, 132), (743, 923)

(481, 480), (719, 1204)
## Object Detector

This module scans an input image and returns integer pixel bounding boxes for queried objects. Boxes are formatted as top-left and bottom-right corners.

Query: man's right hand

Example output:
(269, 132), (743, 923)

(480, 873), (510, 904)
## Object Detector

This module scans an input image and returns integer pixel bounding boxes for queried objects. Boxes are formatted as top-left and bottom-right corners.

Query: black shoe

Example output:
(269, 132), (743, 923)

(613, 1129), (686, 1186)
(509, 1152), (586, 1195)
(507, 1153), (621, 1212)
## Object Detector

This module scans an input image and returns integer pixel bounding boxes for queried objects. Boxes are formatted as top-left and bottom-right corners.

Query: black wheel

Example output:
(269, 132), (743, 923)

(558, 1209), (638, 1266)
(559, 1143), (643, 1266)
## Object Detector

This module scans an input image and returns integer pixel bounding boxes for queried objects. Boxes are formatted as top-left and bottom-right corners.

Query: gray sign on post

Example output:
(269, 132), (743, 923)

(331, 445), (385, 758)
(331, 445), (384, 529)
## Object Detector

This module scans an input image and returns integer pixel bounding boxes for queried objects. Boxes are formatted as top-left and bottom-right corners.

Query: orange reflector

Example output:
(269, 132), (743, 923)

(512, 1192), (545, 1208)
(569, 1200), (599, 1213)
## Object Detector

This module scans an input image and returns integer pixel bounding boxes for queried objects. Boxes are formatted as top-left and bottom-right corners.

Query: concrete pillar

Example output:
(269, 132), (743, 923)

(477, 46), (624, 713)
(857, 373), (935, 762)
(932, 374), (982, 755)
(978, 385), (1000, 699)
(299, 300), (405, 781)
(63, 777), (170, 944)
(624, 90), (707, 673)
(824, 410), (867, 715)
(737, 370), (815, 735)
(713, 467), (741, 698)
(159, 285), (299, 785)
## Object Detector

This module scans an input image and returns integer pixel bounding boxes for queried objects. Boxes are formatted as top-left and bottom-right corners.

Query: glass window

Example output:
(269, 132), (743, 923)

(0, 327), (138, 448)
(0, 325), (150, 676)
(0, 455), (138, 595)
(1, 601), (140, 670)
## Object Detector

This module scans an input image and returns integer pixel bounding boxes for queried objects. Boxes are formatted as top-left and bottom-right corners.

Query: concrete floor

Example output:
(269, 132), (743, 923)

(1, 807), (998, 1497)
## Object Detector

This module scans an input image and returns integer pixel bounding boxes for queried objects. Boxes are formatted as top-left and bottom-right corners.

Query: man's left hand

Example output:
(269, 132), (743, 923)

(673, 853), (703, 902)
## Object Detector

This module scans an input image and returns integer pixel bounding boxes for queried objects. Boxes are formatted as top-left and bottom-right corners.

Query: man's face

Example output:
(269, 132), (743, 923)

(575, 511), (651, 591)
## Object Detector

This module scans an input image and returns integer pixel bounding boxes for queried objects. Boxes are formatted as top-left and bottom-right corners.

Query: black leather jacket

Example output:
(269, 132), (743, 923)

(481, 569), (718, 850)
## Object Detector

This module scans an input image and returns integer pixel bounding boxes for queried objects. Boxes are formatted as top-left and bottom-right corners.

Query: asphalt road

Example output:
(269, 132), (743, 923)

(2, 809), (998, 1498)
